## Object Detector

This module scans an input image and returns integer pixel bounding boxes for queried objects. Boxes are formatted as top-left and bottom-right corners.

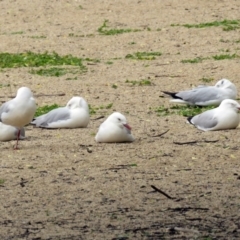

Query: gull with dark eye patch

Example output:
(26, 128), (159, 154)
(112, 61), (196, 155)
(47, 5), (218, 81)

(162, 78), (237, 106)
(187, 99), (240, 131)
(31, 96), (90, 128)
(95, 112), (134, 143)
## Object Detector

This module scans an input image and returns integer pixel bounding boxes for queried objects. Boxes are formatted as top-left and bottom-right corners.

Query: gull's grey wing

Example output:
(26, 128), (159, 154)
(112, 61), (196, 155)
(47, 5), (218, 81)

(189, 110), (218, 129)
(0, 102), (11, 121)
(32, 107), (70, 127)
(176, 86), (220, 104)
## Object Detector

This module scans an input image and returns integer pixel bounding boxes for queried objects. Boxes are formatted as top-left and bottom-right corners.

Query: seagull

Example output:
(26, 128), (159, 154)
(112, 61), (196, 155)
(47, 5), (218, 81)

(95, 112), (134, 143)
(31, 96), (90, 128)
(162, 78), (237, 106)
(187, 99), (240, 131)
(0, 123), (25, 141)
(0, 87), (36, 149)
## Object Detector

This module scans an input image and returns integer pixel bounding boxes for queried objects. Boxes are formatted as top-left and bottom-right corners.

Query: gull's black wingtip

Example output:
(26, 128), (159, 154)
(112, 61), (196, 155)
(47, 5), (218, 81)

(162, 91), (182, 100)
(187, 116), (194, 125)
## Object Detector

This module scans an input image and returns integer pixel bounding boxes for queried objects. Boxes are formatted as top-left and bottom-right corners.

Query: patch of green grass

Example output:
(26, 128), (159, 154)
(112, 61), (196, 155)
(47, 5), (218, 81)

(0, 83), (10, 88)
(199, 77), (214, 83)
(112, 84), (118, 89)
(129, 163), (137, 167)
(125, 51), (162, 60)
(98, 20), (141, 35)
(11, 31), (24, 35)
(154, 105), (215, 117)
(30, 67), (66, 77)
(212, 53), (239, 60)
(84, 58), (100, 63)
(182, 53), (239, 63)
(35, 104), (60, 117)
(106, 61), (113, 65)
(68, 33), (85, 37)
(125, 79), (152, 86)
(66, 76), (78, 81)
(0, 51), (86, 69)
(181, 57), (208, 63)
(171, 19), (240, 31)
(0, 179), (5, 185)
(128, 42), (136, 45)
(89, 103), (113, 115)
(29, 35), (47, 39)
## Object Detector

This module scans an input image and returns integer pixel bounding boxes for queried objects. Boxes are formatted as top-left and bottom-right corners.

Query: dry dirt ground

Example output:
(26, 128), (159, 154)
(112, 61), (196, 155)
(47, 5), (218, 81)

(1, 0), (240, 239)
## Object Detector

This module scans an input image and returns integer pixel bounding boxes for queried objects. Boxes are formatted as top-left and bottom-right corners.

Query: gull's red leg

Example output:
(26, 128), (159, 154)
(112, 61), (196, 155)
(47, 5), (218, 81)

(14, 129), (20, 150)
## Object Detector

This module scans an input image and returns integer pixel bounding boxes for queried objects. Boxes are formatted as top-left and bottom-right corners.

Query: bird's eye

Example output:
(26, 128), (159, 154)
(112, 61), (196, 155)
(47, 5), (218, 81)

(117, 118), (121, 121)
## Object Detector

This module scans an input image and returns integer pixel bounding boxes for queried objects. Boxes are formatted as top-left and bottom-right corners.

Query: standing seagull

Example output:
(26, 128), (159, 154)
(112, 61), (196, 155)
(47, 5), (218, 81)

(31, 97), (90, 128)
(163, 79), (237, 106)
(0, 122), (25, 141)
(0, 87), (36, 149)
(95, 112), (134, 143)
(187, 99), (240, 131)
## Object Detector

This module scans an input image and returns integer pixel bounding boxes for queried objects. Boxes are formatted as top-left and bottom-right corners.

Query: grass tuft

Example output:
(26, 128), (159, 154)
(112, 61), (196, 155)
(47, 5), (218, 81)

(199, 77), (214, 83)
(89, 103), (113, 115)
(171, 19), (240, 31)
(125, 51), (162, 60)
(125, 79), (152, 86)
(35, 104), (60, 117)
(98, 20), (141, 35)
(154, 105), (215, 117)
(0, 51), (86, 69)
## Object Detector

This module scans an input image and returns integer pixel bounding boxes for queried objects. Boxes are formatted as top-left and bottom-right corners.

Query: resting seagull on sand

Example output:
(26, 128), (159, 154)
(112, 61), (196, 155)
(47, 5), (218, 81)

(187, 99), (240, 131)
(163, 79), (237, 106)
(95, 112), (134, 143)
(31, 96), (90, 128)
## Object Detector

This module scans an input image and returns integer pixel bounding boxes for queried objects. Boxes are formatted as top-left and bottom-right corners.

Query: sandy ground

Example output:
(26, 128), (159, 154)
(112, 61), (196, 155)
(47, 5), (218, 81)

(0, 0), (240, 239)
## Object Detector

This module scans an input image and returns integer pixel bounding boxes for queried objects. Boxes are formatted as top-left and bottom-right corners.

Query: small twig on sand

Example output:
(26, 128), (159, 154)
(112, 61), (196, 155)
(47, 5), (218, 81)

(173, 141), (197, 145)
(173, 139), (219, 145)
(151, 129), (169, 137)
(151, 185), (174, 199)
(91, 116), (105, 120)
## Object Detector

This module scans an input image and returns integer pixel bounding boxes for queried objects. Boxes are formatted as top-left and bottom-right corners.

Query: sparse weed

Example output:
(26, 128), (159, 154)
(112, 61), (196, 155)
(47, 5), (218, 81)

(35, 104), (60, 117)
(0, 51), (86, 69)
(106, 61), (113, 65)
(181, 53), (239, 63)
(212, 53), (239, 60)
(181, 57), (207, 63)
(125, 51), (162, 60)
(154, 105), (215, 117)
(11, 31), (24, 35)
(0, 179), (5, 185)
(98, 20), (141, 35)
(0, 83), (10, 88)
(171, 19), (240, 31)
(89, 103), (113, 115)
(200, 77), (214, 83)
(29, 35), (47, 39)
(125, 79), (152, 86)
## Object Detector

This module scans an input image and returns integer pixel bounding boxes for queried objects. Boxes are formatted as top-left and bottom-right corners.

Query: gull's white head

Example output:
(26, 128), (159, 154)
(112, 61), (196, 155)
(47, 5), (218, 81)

(107, 112), (132, 131)
(16, 87), (34, 99)
(66, 97), (89, 111)
(219, 99), (240, 112)
(215, 79), (237, 92)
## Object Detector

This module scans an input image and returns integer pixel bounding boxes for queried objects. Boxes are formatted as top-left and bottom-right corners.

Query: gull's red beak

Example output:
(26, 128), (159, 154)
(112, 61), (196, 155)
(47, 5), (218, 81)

(123, 123), (131, 130)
